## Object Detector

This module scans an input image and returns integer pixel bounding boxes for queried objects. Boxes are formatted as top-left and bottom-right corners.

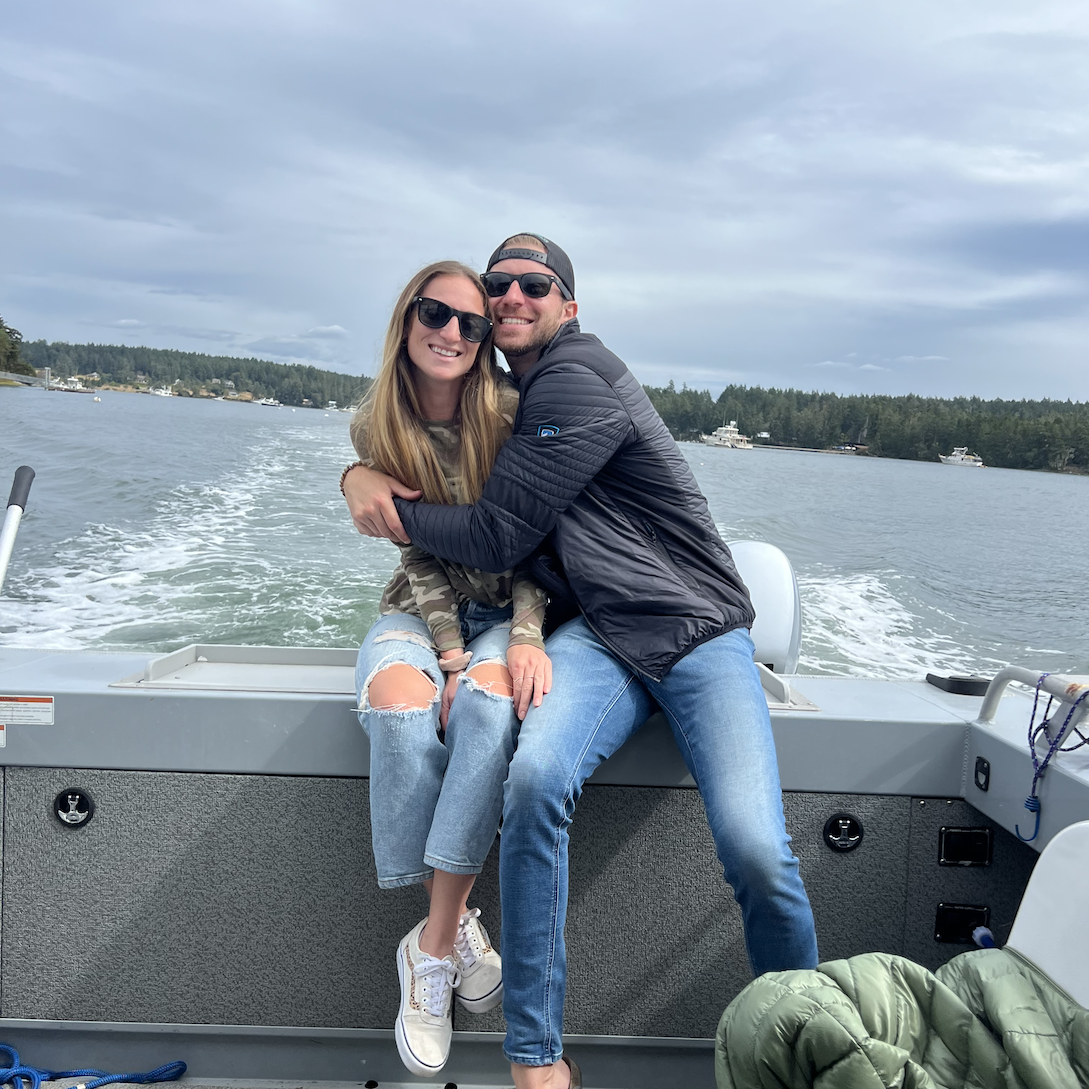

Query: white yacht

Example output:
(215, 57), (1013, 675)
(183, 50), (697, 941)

(939, 446), (984, 467)
(702, 421), (753, 449)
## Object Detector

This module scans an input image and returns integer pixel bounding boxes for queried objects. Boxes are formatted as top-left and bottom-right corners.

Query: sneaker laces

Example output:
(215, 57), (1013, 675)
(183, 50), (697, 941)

(413, 954), (460, 1019)
(454, 908), (484, 971)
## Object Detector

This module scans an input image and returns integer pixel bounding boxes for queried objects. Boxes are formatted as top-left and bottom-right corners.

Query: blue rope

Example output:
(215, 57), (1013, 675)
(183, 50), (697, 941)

(0, 1045), (184, 1089)
(1016, 675), (1089, 842)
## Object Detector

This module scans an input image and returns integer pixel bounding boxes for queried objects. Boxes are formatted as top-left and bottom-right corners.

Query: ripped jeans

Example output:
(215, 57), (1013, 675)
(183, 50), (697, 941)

(355, 602), (519, 889)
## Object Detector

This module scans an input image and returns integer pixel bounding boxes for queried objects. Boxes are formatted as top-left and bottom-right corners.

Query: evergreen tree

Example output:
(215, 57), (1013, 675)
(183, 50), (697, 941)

(0, 316), (36, 376)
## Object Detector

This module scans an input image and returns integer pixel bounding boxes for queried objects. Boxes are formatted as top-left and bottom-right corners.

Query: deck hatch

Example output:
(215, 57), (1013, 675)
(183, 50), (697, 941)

(934, 902), (989, 943)
(939, 826), (992, 866)
(109, 644), (358, 695)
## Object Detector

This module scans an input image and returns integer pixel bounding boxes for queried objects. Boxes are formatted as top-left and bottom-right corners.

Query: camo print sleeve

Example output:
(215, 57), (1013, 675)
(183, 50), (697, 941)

(348, 407), (374, 466)
(509, 566), (547, 650)
(397, 544), (464, 654)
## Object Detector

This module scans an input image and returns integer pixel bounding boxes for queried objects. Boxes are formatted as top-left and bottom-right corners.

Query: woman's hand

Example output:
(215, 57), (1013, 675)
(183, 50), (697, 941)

(343, 464), (422, 544)
(439, 671), (460, 730)
(506, 644), (553, 721)
(438, 648), (468, 731)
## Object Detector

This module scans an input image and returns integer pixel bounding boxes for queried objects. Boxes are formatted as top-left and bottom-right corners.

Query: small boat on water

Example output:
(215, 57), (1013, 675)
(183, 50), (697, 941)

(702, 421), (753, 449)
(940, 446), (984, 467)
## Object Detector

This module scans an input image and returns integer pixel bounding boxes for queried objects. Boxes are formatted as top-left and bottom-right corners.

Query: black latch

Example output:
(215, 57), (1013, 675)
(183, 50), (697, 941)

(974, 756), (990, 792)
(823, 813), (863, 852)
(54, 789), (95, 829)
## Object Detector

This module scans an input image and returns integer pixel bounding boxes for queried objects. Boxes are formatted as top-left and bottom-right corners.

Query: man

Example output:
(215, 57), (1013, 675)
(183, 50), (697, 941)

(344, 234), (818, 1089)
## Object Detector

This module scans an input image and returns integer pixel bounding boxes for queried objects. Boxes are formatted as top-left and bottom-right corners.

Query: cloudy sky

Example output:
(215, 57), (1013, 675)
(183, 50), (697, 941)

(3, 0), (1087, 400)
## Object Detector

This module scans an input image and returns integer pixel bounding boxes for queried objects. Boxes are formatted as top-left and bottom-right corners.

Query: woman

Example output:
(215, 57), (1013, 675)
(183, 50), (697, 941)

(342, 261), (551, 1079)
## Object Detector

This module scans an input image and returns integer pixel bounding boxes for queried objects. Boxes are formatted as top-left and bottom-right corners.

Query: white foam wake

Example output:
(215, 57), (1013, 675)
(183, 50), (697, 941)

(797, 567), (1006, 680)
(0, 426), (394, 650)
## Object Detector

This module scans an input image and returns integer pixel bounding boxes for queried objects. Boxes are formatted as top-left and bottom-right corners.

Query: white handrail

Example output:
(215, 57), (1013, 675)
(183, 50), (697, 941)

(977, 666), (1089, 725)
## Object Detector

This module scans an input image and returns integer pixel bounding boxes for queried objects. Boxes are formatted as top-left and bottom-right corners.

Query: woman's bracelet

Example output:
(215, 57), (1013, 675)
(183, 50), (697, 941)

(439, 650), (472, 673)
(339, 460), (366, 495)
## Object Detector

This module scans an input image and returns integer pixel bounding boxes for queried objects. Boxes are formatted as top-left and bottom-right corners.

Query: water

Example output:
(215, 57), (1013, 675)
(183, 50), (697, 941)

(2, 385), (1086, 678)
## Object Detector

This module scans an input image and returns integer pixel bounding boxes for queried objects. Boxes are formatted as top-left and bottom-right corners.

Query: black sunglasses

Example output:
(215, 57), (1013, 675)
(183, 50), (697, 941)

(481, 271), (572, 301)
(413, 297), (492, 343)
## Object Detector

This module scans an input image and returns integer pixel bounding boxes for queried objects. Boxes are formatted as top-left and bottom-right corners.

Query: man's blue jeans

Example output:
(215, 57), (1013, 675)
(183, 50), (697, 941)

(500, 618), (819, 1066)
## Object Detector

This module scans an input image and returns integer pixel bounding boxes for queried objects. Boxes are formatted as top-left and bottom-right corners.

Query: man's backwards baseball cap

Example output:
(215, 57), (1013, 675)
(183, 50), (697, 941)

(487, 233), (575, 300)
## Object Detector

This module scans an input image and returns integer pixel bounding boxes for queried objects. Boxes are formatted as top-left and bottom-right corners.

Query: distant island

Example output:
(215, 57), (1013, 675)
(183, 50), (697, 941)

(644, 381), (1088, 474)
(17, 337), (372, 410)
(4, 324), (1087, 474)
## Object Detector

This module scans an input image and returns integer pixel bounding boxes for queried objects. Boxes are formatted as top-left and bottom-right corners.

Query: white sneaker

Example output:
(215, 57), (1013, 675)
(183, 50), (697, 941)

(395, 918), (460, 1077)
(452, 908), (503, 1013)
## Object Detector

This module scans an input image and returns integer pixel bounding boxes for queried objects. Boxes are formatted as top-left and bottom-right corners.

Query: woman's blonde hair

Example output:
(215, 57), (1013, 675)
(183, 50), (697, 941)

(353, 261), (506, 504)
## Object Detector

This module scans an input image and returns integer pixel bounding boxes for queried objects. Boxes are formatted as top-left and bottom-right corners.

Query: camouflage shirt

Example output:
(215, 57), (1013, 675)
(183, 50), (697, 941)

(351, 383), (546, 653)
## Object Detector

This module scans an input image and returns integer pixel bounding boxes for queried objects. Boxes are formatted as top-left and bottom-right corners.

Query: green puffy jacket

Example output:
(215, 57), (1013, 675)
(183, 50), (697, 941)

(715, 949), (1088, 1088)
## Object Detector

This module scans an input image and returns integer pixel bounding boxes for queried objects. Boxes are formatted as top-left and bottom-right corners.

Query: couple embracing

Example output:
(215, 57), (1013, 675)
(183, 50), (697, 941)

(343, 234), (819, 1089)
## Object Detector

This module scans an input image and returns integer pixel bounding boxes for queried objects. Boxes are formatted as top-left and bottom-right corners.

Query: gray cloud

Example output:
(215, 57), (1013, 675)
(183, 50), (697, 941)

(2, 0), (1088, 399)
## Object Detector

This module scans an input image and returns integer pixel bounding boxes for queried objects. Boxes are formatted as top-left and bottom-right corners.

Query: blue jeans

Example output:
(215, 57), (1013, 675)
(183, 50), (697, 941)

(356, 602), (519, 888)
(500, 617), (818, 1065)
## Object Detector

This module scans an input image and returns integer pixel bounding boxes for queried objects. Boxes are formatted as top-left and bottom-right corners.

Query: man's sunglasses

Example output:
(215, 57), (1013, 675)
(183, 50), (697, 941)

(481, 271), (572, 301)
(413, 297), (493, 343)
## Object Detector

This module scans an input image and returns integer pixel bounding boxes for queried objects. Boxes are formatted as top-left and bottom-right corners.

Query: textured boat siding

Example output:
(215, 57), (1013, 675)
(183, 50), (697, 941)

(0, 769), (1035, 1038)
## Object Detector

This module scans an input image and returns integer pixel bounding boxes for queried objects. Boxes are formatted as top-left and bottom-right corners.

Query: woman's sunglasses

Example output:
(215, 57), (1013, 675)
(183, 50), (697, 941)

(413, 297), (492, 343)
(481, 271), (572, 301)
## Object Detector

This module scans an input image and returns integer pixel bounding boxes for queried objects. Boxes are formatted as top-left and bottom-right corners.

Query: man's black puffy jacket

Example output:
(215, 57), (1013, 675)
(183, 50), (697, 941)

(396, 319), (755, 680)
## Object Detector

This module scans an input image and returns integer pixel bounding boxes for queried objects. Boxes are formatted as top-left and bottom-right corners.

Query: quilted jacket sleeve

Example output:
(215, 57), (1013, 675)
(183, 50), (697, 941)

(396, 363), (633, 572)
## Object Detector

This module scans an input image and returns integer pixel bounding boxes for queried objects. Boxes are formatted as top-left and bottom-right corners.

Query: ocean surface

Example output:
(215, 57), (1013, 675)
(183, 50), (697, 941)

(2, 385), (1086, 678)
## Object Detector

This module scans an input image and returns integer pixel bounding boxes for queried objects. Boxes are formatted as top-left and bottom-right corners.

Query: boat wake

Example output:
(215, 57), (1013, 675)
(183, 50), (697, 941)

(797, 567), (1009, 680)
(0, 427), (393, 651)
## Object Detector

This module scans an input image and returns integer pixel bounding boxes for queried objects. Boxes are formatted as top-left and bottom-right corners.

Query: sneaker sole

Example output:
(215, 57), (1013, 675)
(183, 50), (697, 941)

(395, 941), (449, 1077)
(455, 979), (503, 1014)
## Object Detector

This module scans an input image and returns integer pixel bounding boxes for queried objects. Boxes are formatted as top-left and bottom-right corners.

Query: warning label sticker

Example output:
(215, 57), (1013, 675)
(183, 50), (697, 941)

(0, 695), (55, 725)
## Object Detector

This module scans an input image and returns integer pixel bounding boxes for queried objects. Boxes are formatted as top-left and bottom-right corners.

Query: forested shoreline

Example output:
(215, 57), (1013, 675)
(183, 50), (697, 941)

(645, 381), (1089, 473)
(18, 338), (372, 409)
(7, 334), (1088, 473)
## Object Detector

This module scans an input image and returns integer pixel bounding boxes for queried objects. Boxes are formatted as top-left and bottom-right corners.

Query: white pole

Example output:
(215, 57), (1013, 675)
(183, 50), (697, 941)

(0, 467), (34, 598)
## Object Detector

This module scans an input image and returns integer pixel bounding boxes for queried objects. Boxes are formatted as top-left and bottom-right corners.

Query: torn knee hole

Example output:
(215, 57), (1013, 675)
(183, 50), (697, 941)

(366, 662), (437, 711)
(464, 661), (514, 699)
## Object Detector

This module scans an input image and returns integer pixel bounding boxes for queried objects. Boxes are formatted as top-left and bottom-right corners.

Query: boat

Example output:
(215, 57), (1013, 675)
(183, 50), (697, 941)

(0, 472), (1085, 1088)
(149, 386), (173, 397)
(702, 421), (753, 449)
(256, 397), (282, 407)
(939, 446), (984, 467)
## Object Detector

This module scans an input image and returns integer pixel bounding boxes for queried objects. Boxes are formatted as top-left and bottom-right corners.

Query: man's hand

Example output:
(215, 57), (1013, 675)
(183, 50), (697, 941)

(342, 464), (422, 544)
(506, 644), (553, 721)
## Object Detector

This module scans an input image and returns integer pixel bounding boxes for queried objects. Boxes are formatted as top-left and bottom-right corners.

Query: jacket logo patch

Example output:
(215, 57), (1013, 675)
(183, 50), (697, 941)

(537, 424), (560, 437)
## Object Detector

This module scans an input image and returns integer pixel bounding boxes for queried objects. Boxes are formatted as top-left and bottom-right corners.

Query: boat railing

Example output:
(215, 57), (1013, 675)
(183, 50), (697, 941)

(977, 665), (1089, 725)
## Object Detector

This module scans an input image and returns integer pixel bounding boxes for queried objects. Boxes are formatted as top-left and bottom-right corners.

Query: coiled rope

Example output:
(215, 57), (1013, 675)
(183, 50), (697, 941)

(1016, 674), (1089, 842)
(0, 1044), (185, 1089)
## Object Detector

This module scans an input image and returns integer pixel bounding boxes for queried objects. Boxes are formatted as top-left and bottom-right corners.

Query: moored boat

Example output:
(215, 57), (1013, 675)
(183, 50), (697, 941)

(939, 446), (984, 466)
(702, 421), (753, 449)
